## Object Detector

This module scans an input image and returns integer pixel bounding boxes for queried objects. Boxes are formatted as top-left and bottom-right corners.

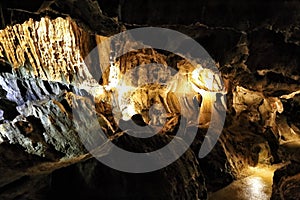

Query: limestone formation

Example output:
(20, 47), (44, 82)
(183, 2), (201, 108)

(0, 0), (299, 199)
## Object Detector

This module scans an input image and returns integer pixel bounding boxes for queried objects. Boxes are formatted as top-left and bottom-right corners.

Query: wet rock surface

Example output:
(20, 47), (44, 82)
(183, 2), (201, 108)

(210, 165), (280, 200)
(0, 0), (299, 199)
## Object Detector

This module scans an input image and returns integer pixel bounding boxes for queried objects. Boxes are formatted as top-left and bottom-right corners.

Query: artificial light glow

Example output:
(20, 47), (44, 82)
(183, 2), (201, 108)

(112, 82), (137, 121)
(191, 68), (213, 90)
(167, 72), (195, 94)
(107, 62), (121, 90)
(106, 63), (226, 123)
(121, 104), (137, 121)
(189, 68), (224, 125)
(246, 176), (266, 198)
(190, 67), (223, 92)
(244, 165), (281, 200)
(209, 165), (279, 200)
(92, 86), (106, 102)
(247, 165), (279, 184)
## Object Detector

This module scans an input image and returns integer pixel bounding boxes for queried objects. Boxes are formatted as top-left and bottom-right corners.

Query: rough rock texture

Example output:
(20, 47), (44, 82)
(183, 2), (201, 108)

(0, 15), (208, 200)
(271, 161), (300, 200)
(0, 17), (94, 83)
(49, 135), (207, 200)
(1, 0), (121, 35)
(0, 0), (299, 199)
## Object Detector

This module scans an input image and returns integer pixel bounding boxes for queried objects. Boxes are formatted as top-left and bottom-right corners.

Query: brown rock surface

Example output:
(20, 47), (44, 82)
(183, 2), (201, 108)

(0, 0), (299, 199)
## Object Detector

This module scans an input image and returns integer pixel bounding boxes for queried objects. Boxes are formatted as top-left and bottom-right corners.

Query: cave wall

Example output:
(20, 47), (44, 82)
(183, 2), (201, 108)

(0, 0), (299, 199)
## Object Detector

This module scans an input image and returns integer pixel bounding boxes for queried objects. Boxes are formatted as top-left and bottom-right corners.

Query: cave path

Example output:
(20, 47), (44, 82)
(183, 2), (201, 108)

(208, 165), (282, 200)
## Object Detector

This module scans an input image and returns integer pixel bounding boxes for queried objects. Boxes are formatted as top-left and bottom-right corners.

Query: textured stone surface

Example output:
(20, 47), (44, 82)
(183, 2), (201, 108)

(1, 0), (121, 35)
(48, 135), (207, 200)
(0, 0), (299, 199)
(0, 16), (209, 199)
(271, 161), (300, 200)
(0, 17), (94, 83)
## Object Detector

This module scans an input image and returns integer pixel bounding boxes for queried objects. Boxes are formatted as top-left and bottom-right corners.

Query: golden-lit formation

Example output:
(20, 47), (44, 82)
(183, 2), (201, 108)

(0, 16), (228, 127)
(0, 17), (93, 83)
(102, 59), (225, 126)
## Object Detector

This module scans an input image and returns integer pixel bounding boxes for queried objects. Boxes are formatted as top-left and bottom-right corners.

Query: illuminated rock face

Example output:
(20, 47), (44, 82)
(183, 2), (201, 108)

(0, 17), (94, 83)
(0, 17), (207, 199)
(0, 18), (100, 161)
(0, 0), (299, 199)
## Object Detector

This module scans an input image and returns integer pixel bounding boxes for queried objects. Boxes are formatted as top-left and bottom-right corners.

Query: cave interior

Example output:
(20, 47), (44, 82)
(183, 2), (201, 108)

(0, 0), (299, 200)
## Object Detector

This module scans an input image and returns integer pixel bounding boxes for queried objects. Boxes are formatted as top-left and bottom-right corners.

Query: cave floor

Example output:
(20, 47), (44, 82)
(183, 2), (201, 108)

(208, 164), (283, 200)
